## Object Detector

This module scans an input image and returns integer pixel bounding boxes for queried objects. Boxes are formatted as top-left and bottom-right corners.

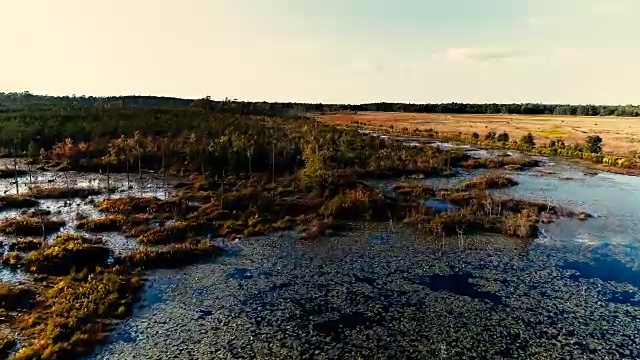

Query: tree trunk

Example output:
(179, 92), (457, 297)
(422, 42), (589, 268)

(272, 143), (275, 184)
(13, 140), (19, 196)
(220, 168), (225, 210)
(106, 163), (110, 198)
(138, 148), (142, 179)
(201, 150), (205, 177)
(162, 140), (167, 199)
(126, 161), (130, 189)
(39, 205), (45, 241)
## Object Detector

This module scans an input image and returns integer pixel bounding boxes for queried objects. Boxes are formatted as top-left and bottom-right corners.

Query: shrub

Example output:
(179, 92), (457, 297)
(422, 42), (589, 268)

(585, 135), (603, 154)
(484, 131), (497, 141)
(495, 132), (510, 143)
(320, 189), (373, 220)
(519, 133), (536, 150)
(504, 208), (538, 238)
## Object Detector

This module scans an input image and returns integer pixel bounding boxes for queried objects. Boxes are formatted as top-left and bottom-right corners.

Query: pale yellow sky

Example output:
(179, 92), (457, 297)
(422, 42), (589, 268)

(1, 0), (639, 104)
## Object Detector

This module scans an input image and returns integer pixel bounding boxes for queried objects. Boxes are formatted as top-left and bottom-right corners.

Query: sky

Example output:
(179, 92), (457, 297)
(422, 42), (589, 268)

(1, 0), (639, 104)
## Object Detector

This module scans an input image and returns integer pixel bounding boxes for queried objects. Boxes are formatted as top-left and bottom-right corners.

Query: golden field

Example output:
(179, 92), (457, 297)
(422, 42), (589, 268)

(318, 112), (640, 155)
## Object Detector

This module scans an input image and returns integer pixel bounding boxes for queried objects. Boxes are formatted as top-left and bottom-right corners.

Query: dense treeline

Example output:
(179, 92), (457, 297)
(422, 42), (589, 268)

(2, 92), (640, 117)
(0, 103), (473, 182)
(352, 102), (640, 117)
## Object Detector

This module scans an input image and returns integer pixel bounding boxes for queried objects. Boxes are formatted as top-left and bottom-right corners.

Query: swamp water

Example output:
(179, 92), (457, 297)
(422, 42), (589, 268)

(1, 156), (639, 358)
(0, 170), (174, 264)
(86, 157), (640, 359)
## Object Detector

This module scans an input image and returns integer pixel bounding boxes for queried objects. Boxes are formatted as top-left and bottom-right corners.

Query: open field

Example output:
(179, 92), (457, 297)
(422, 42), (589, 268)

(318, 112), (640, 155)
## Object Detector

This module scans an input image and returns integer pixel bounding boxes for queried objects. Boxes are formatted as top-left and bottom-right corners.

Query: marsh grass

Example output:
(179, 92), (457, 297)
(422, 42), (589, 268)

(460, 157), (539, 170)
(137, 221), (191, 245)
(1, 252), (22, 267)
(8, 239), (43, 252)
(0, 217), (65, 237)
(457, 174), (518, 191)
(0, 334), (16, 358)
(115, 239), (222, 269)
(97, 197), (193, 217)
(12, 267), (142, 360)
(26, 186), (103, 200)
(24, 233), (110, 276)
(0, 283), (34, 311)
(76, 215), (124, 232)
(0, 196), (38, 212)
(0, 168), (27, 179)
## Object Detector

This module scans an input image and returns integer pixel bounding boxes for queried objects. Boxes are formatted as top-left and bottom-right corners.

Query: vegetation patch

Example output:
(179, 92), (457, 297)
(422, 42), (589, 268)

(23, 233), (110, 276)
(0, 283), (35, 311)
(460, 157), (540, 170)
(115, 240), (222, 270)
(391, 182), (436, 199)
(76, 215), (124, 232)
(12, 267), (142, 360)
(0, 217), (65, 237)
(0, 168), (27, 179)
(0, 334), (16, 359)
(97, 197), (160, 215)
(28, 186), (104, 199)
(2, 252), (22, 267)
(0, 196), (38, 212)
(27, 186), (103, 199)
(97, 197), (193, 217)
(457, 174), (518, 191)
(8, 239), (43, 252)
(137, 221), (192, 245)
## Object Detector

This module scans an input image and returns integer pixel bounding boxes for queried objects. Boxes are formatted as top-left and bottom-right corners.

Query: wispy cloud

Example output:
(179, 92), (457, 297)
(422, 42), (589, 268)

(433, 48), (528, 63)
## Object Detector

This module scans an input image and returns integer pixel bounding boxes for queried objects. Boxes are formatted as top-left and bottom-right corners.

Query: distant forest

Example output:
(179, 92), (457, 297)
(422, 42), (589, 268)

(1, 91), (640, 117)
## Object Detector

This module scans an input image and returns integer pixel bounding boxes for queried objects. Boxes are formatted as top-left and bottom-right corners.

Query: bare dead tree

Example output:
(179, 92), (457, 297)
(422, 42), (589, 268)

(456, 224), (466, 248)
(220, 168), (225, 211)
(546, 196), (555, 213)
(162, 139), (168, 199)
(13, 139), (19, 196)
